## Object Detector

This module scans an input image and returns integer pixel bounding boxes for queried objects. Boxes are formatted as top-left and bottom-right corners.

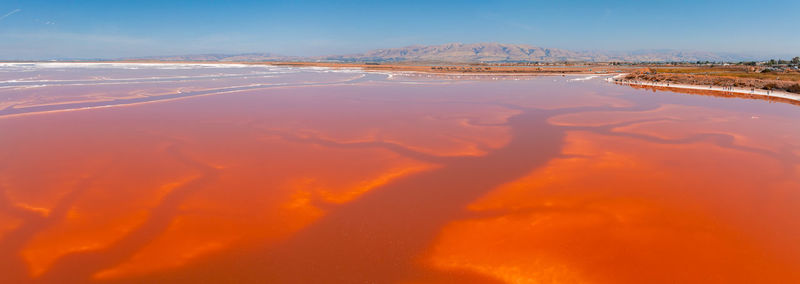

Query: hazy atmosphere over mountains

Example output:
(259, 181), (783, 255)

(133, 43), (764, 63)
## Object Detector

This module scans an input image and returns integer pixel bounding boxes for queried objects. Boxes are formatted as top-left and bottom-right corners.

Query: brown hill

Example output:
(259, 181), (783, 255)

(341, 42), (588, 62)
(126, 43), (762, 63)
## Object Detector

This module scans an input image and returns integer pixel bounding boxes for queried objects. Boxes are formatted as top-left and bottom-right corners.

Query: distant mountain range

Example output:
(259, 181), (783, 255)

(129, 43), (766, 63)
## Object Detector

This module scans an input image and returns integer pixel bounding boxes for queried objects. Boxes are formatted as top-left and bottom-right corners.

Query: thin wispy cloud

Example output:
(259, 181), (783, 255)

(0, 8), (21, 21)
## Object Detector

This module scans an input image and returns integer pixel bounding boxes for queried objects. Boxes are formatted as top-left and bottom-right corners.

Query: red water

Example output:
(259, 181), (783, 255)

(1, 66), (799, 283)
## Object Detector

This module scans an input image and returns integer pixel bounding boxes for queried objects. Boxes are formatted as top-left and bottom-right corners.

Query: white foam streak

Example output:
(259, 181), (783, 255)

(569, 75), (598, 81)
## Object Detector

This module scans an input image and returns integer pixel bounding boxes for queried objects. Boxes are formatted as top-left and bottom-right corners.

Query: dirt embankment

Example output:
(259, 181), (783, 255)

(625, 70), (800, 94)
(266, 61), (633, 74)
(95, 60), (637, 75)
(628, 84), (800, 106)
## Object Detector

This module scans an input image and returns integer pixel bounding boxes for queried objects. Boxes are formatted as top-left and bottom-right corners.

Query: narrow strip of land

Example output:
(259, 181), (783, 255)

(609, 74), (800, 103)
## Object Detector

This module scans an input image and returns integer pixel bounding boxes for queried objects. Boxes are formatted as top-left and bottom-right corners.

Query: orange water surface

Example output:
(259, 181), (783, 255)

(1, 64), (799, 283)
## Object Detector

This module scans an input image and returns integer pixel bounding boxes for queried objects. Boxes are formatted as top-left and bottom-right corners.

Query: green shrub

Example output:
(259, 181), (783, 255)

(787, 84), (800, 94)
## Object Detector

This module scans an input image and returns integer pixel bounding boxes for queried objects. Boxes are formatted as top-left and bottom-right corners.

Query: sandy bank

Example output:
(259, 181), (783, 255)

(609, 74), (800, 103)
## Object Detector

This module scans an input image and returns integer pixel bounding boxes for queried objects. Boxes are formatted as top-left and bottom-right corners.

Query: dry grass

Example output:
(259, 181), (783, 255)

(652, 67), (800, 82)
(627, 69), (800, 94)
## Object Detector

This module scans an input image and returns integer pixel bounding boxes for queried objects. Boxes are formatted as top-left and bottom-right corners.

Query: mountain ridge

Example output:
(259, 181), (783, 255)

(128, 43), (766, 63)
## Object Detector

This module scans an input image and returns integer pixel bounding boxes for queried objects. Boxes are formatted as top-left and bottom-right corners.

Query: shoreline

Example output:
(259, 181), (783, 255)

(1, 60), (630, 76)
(0, 63), (612, 119)
(3, 62), (800, 112)
(608, 74), (800, 103)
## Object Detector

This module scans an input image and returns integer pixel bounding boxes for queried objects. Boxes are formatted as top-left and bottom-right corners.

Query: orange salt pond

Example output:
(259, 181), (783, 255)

(0, 63), (798, 283)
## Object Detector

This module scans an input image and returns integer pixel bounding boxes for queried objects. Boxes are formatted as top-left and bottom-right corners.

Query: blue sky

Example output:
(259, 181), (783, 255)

(1, 0), (798, 59)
